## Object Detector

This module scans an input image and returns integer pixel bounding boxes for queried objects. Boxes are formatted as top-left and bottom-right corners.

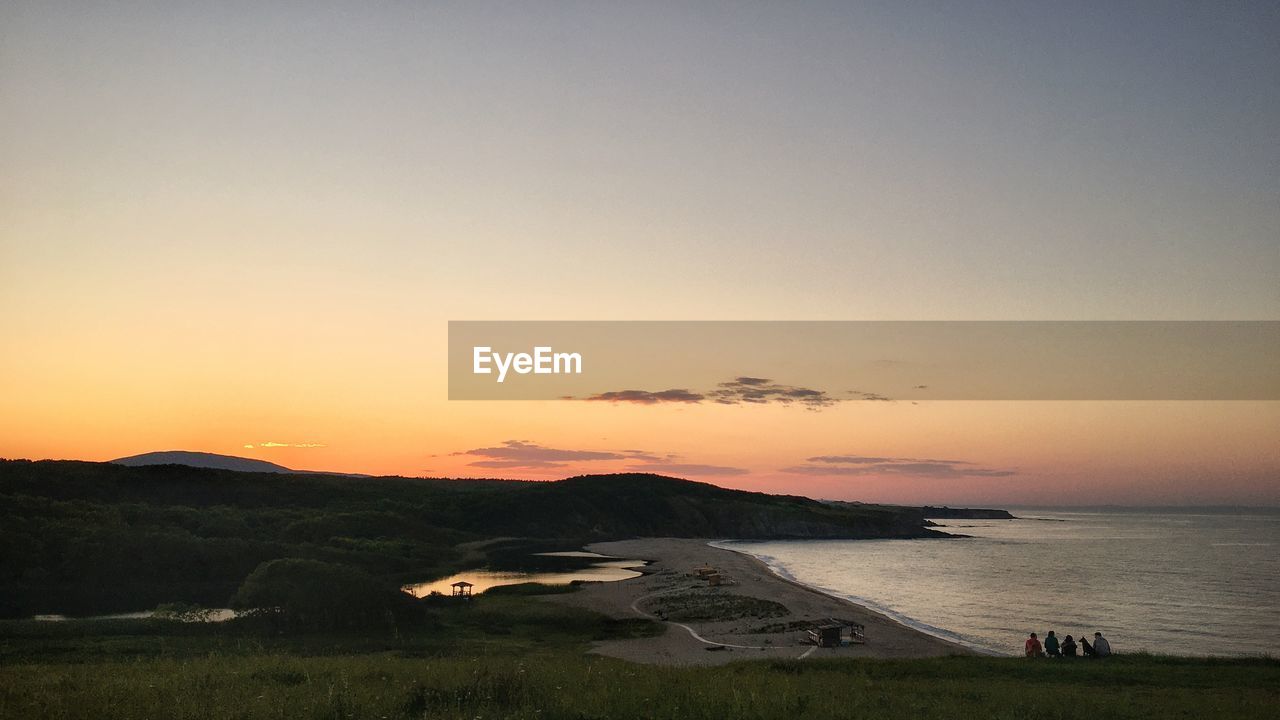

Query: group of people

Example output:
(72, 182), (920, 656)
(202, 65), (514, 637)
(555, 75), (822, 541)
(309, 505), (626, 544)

(1024, 630), (1111, 658)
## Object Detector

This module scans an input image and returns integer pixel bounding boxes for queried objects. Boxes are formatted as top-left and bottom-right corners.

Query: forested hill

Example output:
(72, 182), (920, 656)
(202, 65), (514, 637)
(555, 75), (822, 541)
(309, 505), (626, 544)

(921, 506), (1016, 520)
(0, 459), (946, 616)
(0, 460), (944, 540)
(474, 473), (946, 539)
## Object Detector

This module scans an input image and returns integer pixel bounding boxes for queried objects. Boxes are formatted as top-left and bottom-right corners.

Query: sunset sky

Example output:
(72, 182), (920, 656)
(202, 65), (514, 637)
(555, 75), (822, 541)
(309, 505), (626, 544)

(2, 2), (1277, 505)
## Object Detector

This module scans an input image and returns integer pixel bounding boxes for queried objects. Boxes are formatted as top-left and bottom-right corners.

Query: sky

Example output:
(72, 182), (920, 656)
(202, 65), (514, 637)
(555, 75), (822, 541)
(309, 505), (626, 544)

(1, 1), (1277, 505)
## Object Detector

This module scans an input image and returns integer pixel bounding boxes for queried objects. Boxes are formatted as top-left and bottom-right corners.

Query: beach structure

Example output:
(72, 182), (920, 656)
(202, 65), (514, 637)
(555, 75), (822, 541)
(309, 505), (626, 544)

(450, 581), (474, 599)
(807, 620), (866, 648)
(705, 572), (723, 586)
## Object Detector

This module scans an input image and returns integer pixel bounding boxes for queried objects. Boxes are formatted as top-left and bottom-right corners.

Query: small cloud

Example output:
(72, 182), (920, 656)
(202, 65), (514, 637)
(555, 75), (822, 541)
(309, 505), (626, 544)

(808, 455), (972, 465)
(584, 389), (705, 404)
(468, 459), (569, 470)
(782, 463), (1014, 478)
(845, 390), (892, 402)
(577, 377), (891, 410)
(628, 462), (749, 476)
(248, 442), (327, 449)
(784, 453), (1014, 479)
(913, 385), (928, 390)
(451, 440), (748, 477)
(618, 449), (677, 463)
(709, 377), (840, 408)
(455, 440), (627, 469)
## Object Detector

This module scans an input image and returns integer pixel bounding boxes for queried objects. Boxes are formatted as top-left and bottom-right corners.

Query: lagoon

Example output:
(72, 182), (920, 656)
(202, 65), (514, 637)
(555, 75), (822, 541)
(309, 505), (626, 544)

(405, 553), (644, 597)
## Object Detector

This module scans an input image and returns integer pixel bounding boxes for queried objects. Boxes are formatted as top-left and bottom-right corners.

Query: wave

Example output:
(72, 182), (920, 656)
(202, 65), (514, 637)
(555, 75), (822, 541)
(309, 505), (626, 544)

(710, 540), (1008, 656)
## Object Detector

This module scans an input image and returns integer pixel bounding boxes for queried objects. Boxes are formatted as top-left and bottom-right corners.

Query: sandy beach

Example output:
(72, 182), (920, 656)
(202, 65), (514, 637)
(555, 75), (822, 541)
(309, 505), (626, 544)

(545, 538), (975, 666)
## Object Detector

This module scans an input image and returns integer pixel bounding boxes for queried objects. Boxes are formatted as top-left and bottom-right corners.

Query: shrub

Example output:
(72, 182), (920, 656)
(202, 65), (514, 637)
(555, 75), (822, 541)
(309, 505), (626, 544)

(230, 558), (409, 631)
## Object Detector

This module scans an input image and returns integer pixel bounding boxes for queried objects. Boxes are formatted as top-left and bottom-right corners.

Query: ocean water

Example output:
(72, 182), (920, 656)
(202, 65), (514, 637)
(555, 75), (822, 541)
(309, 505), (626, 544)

(724, 509), (1279, 657)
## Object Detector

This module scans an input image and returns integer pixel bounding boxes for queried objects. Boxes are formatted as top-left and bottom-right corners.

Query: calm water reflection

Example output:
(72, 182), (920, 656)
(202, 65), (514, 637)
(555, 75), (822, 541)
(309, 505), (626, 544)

(405, 555), (645, 597)
(728, 509), (1279, 657)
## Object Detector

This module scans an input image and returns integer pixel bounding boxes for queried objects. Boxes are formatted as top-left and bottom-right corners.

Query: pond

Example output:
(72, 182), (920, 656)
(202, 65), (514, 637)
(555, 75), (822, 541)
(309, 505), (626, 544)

(33, 609), (239, 622)
(404, 551), (646, 597)
(28, 552), (648, 619)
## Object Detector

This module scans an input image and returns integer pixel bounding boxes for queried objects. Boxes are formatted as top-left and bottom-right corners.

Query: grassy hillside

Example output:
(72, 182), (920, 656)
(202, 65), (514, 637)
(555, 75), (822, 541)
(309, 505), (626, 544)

(3, 460), (1271, 719)
(0, 460), (938, 617)
(1, 596), (1274, 720)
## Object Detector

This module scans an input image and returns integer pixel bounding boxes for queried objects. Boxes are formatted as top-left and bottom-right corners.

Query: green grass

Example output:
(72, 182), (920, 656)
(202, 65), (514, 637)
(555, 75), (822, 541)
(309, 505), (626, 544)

(0, 595), (658, 665)
(1, 595), (1276, 720)
(3, 650), (1276, 720)
(480, 581), (583, 596)
(646, 590), (789, 622)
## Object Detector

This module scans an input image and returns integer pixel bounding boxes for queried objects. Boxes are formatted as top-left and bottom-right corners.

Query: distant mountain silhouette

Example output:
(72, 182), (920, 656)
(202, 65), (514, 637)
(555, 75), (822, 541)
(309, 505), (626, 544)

(111, 451), (294, 474)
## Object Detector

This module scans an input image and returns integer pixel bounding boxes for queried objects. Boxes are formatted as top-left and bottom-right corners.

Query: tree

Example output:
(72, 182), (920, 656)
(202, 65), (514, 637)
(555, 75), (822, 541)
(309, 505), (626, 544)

(230, 558), (408, 630)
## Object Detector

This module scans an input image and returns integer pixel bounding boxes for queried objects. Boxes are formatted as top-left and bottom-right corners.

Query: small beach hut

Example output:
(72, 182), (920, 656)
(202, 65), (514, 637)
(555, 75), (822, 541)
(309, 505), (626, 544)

(450, 581), (474, 599)
(807, 621), (866, 647)
(809, 624), (844, 648)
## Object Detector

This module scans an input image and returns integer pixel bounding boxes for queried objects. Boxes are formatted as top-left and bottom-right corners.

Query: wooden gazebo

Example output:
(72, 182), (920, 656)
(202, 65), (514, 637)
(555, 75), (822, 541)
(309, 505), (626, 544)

(450, 581), (474, 599)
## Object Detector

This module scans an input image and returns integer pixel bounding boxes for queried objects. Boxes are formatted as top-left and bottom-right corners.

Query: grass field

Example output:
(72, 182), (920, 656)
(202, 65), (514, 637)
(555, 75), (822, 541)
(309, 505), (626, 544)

(2, 593), (1276, 720)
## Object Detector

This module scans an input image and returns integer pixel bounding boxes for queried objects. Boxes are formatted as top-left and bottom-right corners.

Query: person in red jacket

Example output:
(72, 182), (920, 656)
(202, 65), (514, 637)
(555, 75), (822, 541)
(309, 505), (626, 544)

(1024, 632), (1045, 657)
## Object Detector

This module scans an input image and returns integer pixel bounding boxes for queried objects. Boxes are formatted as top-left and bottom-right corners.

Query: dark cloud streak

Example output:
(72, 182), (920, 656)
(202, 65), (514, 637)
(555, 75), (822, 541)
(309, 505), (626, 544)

(808, 455), (973, 466)
(710, 377), (838, 408)
(584, 389), (704, 404)
(454, 440), (747, 476)
(627, 462), (748, 476)
(579, 378), (892, 410)
(784, 453), (1015, 479)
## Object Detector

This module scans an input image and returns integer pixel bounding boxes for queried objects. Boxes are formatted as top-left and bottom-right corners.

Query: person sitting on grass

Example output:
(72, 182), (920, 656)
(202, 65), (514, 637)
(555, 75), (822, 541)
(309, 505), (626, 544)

(1044, 630), (1061, 657)
(1080, 634), (1095, 657)
(1093, 632), (1112, 658)
(1025, 632), (1045, 657)
(1061, 634), (1078, 657)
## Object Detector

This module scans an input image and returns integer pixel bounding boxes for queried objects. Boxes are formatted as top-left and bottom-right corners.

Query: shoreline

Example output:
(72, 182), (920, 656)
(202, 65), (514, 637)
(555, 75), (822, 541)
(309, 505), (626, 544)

(709, 539), (1006, 657)
(544, 537), (977, 665)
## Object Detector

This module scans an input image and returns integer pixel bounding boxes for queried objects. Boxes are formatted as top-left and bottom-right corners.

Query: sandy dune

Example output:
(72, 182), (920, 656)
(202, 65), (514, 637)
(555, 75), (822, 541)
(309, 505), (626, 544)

(544, 538), (974, 666)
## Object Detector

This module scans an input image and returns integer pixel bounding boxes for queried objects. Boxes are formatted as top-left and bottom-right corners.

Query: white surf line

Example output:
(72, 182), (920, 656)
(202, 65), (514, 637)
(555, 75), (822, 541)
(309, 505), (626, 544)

(709, 540), (1004, 657)
(629, 587), (813, 658)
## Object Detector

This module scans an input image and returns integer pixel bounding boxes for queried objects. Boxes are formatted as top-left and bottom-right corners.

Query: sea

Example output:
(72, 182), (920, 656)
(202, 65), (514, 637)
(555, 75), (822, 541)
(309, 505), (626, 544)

(721, 508), (1279, 657)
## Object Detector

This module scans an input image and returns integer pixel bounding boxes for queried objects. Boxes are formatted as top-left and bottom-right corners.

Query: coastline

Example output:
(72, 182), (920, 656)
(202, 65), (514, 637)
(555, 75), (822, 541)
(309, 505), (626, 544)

(544, 537), (977, 666)
(710, 539), (1006, 657)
